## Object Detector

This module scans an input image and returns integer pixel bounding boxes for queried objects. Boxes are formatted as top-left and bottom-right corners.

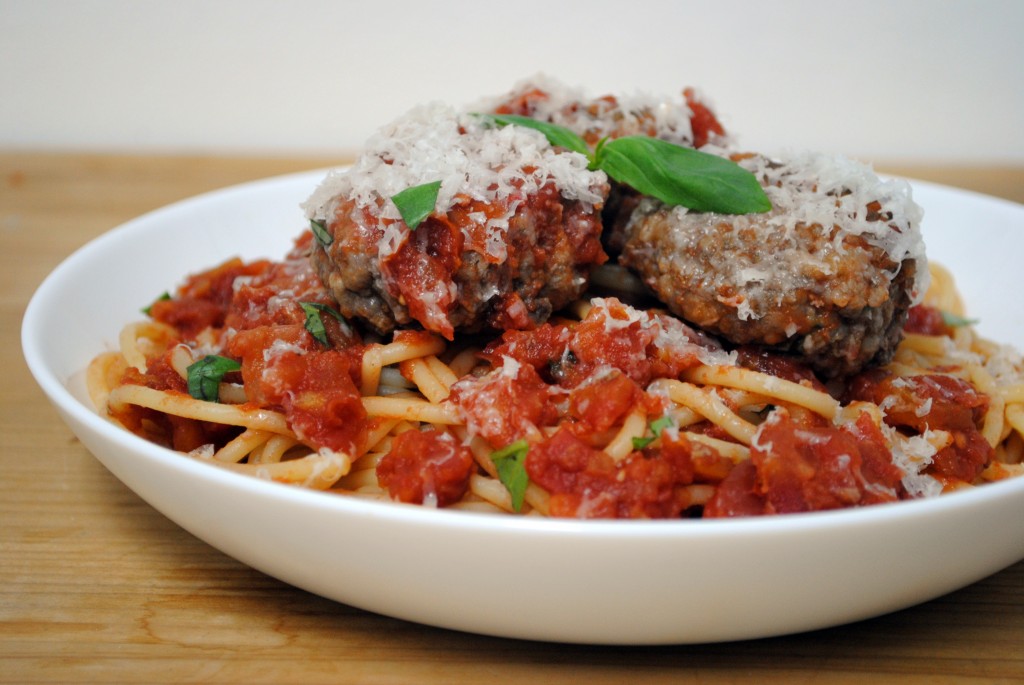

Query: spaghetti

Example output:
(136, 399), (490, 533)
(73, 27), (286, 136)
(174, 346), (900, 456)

(87, 254), (1024, 518)
(85, 80), (1024, 518)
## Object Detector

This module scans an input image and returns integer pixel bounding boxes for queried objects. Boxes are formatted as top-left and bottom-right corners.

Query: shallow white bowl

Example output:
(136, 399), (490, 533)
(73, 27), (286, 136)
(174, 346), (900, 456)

(22, 170), (1024, 644)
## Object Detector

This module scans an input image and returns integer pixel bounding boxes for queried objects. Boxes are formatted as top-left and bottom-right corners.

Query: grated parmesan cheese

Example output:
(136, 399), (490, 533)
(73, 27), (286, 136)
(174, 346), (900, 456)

(884, 424), (944, 498)
(302, 102), (607, 265)
(734, 149), (929, 303)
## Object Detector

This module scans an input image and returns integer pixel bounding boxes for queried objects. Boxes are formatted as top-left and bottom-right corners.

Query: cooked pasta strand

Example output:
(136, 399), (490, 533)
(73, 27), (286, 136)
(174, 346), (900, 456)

(213, 429), (275, 463)
(682, 365), (840, 420)
(603, 409), (648, 461)
(361, 396), (462, 425)
(108, 385), (293, 435)
(202, 449), (351, 490)
(654, 379), (758, 444)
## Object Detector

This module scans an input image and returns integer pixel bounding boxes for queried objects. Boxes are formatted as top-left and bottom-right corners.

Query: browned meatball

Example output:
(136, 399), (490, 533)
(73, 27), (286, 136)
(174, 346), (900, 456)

(617, 151), (928, 378)
(476, 74), (729, 149)
(302, 103), (610, 340)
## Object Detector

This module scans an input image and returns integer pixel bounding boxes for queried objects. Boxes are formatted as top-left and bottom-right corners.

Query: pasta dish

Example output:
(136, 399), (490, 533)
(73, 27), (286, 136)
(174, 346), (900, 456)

(86, 77), (1024, 518)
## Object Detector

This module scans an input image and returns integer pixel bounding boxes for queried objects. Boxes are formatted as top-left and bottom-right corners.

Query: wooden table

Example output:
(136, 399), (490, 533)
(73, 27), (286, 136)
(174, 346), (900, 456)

(3, 153), (1022, 683)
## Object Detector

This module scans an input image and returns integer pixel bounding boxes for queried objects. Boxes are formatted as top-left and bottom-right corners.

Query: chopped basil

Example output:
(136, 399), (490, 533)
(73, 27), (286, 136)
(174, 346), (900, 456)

(477, 114), (771, 215)
(392, 180), (442, 230)
(141, 291), (171, 316)
(310, 218), (333, 247)
(491, 439), (530, 513)
(632, 435), (656, 450)
(650, 415), (674, 437)
(631, 416), (676, 451)
(940, 310), (979, 328)
(300, 301), (346, 346)
(186, 355), (241, 403)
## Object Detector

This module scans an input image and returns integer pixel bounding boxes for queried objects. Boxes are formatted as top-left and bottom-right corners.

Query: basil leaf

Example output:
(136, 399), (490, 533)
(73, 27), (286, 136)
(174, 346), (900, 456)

(632, 435), (655, 450)
(310, 218), (333, 247)
(481, 113), (591, 157)
(940, 310), (979, 328)
(300, 301), (345, 346)
(594, 136), (772, 214)
(491, 439), (530, 513)
(392, 180), (442, 230)
(186, 355), (241, 403)
(650, 415), (674, 437)
(141, 291), (171, 316)
(632, 415), (676, 451)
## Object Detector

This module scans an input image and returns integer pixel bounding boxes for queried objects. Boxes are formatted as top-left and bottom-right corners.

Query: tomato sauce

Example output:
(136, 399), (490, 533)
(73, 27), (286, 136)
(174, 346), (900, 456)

(846, 372), (992, 483)
(150, 258), (272, 339)
(481, 298), (708, 389)
(526, 428), (695, 518)
(566, 370), (645, 434)
(381, 212), (465, 340)
(706, 409), (903, 517)
(455, 298), (714, 452)
(377, 428), (474, 507)
(449, 360), (559, 448)
(903, 305), (953, 337)
(684, 87), (726, 148)
(127, 235), (369, 455)
(228, 325), (367, 454)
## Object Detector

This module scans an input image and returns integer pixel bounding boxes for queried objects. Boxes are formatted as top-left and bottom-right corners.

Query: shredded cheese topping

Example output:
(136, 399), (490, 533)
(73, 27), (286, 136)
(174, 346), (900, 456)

(302, 102), (607, 235)
(739, 150), (926, 279)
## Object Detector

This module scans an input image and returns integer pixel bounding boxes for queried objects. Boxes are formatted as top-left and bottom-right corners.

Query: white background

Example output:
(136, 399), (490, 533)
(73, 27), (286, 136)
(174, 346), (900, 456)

(2, 0), (1022, 163)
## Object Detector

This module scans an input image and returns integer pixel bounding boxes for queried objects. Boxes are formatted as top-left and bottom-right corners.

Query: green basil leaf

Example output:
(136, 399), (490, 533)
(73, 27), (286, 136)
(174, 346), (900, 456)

(632, 435), (655, 450)
(480, 113), (592, 158)
(310, 218), (333, 247)
(392, 180), (442, 230)
(650, 415), (674, 437)
(300, 301), (346, 346)
(940, 310), (979, 328)
(632, 415), (676, 451)
(141, 291), (171, 316)
(491, 439), (530, 513)
(594, 136), (772, 214)
(186, 355), (241, 403)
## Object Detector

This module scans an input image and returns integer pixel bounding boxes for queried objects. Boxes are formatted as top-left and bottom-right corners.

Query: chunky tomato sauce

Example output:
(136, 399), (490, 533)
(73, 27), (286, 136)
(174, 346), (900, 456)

(149, 258), (272, 340)
(683, 87), (726, 149)
(129, 234), (368, 455)
(451, 299), (711, 449)
(847, 371), (992, 484)
(376, 428), (475, 507)
(706, 409), (903, 516)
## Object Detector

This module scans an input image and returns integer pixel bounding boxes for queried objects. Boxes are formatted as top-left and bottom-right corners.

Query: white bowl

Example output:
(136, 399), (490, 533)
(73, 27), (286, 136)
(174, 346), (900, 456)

(22, 170), (1024, 644)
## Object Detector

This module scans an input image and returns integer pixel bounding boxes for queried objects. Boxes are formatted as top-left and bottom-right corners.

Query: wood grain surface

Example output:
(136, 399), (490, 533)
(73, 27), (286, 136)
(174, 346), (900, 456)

(2, 152), (1022, 684)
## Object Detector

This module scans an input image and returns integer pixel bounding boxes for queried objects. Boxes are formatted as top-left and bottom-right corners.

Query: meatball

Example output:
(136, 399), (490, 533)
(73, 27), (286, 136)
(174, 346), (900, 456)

(617, 151), (928, 378)
(302, 103), (610, 340)
(476, 74), (728, 149)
